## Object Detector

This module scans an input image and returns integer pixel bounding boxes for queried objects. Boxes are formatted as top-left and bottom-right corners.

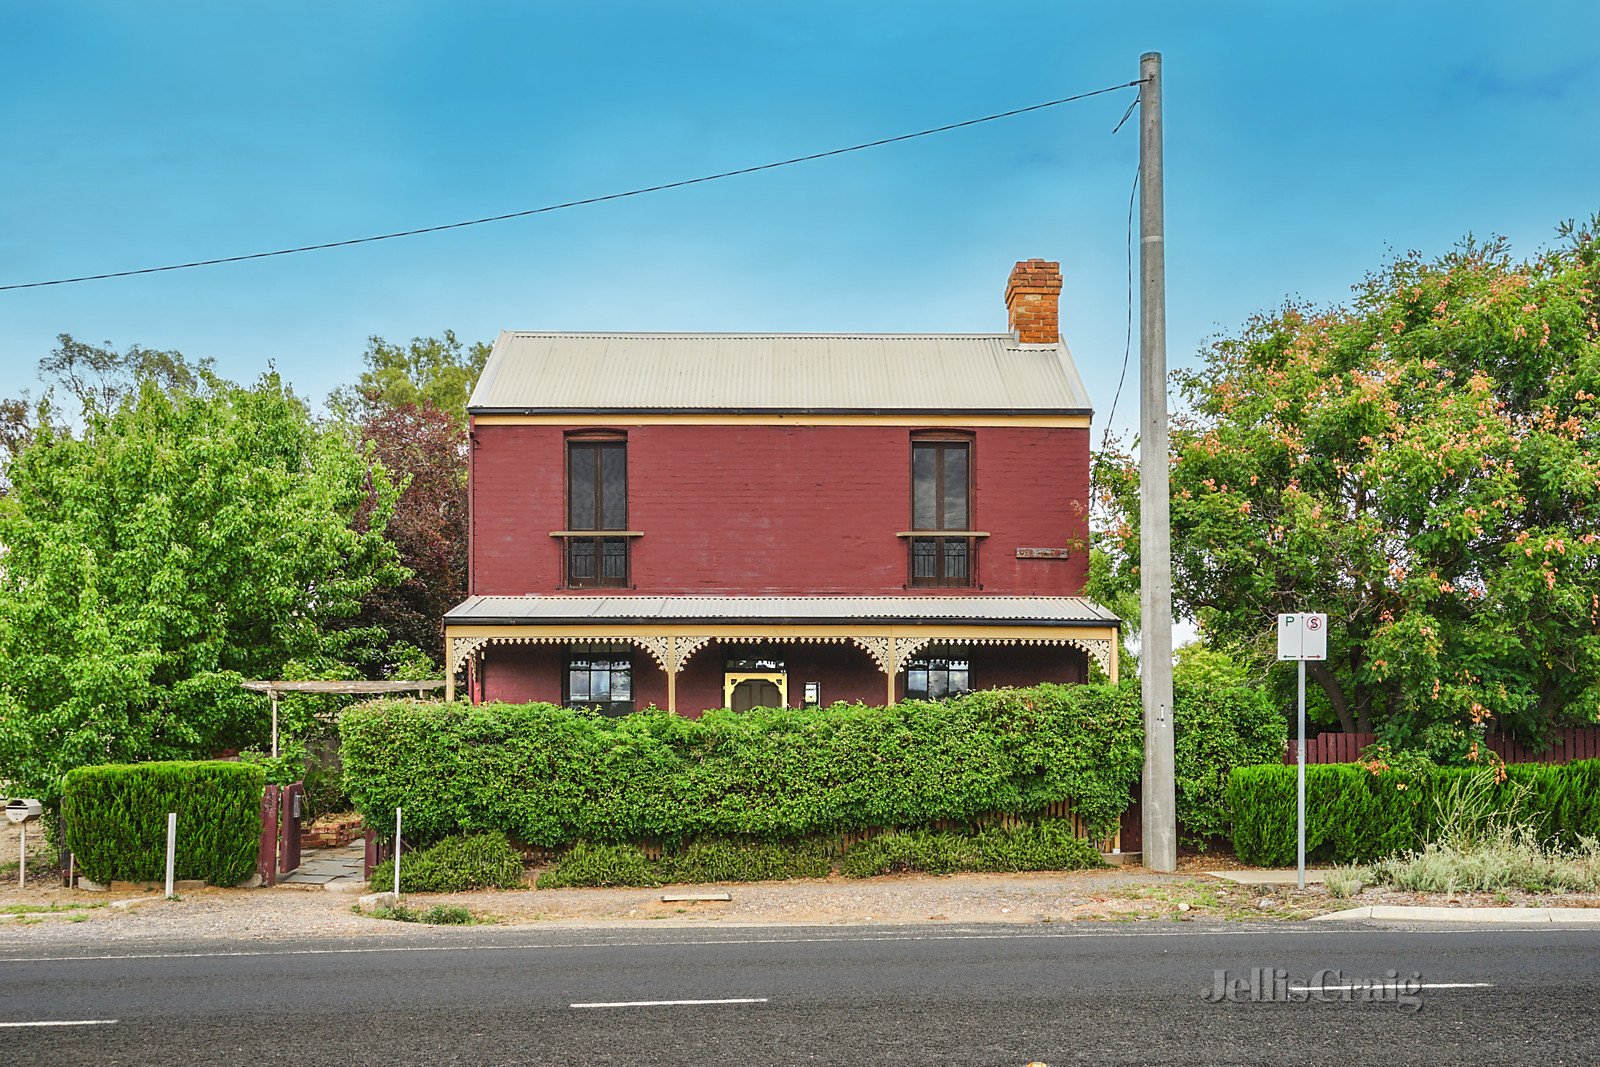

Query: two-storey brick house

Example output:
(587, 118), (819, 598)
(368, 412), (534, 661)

(443, 259), (1120, 712)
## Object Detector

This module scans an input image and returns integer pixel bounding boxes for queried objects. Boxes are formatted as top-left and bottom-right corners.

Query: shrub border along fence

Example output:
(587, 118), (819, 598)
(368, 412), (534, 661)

(341, 687), (1149, 858)
(341, 682), (1284, 868)
(1227, 760), (1600, 866)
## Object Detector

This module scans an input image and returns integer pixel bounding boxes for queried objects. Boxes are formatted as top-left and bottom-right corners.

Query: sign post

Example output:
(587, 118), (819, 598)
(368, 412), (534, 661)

(1277, 613), (1327, 890)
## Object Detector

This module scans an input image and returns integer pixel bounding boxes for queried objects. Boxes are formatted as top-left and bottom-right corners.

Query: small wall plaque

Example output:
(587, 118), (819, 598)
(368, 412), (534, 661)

(1015, 547), (1072, 560)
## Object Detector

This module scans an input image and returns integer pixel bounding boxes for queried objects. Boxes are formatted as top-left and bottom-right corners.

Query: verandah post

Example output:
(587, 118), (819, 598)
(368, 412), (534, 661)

(667, 635), (678, 714)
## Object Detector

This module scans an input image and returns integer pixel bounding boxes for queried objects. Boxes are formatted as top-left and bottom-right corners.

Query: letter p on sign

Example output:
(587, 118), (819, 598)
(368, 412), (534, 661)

(1277, 613), (1328, 661)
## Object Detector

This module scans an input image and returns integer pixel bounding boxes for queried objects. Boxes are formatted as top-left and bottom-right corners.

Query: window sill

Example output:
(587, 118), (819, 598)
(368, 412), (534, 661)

(549, 530), (645, 537)
(895, 530), (989, 538)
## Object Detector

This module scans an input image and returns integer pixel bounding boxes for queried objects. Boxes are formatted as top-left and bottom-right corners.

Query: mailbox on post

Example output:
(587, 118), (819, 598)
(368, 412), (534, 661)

(5, 798), (42, 824)
(6, 798), (43, 889)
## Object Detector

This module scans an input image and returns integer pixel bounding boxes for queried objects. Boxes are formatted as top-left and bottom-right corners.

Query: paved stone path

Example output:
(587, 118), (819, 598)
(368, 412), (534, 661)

(279, 840), (366, 890)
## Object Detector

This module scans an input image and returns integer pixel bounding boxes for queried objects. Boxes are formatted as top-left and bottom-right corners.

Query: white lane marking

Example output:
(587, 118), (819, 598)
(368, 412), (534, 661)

(0, 1019), (119, 1028)
(1288, 982), (1494, 992)
(0, 924), (1565, 966)
(571, 997), (768, 1009)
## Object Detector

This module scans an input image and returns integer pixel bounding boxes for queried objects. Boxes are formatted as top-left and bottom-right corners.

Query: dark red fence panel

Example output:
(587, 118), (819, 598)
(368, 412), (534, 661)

(1285, 733), (1377, 765)
(1286, 727), (1600, 766)
(279, 782), (304, 874)
(364, 829), (394, 881)
(257, 785), (280, 887)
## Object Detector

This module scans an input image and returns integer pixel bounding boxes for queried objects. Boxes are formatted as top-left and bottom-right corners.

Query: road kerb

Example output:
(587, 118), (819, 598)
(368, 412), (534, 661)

(1313, 905), (1600, 924)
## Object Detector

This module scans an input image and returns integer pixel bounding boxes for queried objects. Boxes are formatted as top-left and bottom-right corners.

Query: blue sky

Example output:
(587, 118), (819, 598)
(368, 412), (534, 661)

(3, 2), (1597, 435)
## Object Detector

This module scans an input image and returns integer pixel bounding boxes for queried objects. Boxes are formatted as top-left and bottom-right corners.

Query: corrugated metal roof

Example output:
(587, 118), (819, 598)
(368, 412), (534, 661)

(446, 595), (1118, 627)
(468, 332), (1092, 414)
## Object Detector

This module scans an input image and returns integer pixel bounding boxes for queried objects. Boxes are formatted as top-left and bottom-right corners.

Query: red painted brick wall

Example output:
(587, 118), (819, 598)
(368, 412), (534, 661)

(481, 643), (670, 708)
(479, 641), (1086, 715)
(469, 422), (1089, 596)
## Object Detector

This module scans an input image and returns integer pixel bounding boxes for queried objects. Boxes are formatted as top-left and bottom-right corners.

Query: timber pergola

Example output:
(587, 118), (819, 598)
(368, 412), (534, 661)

(443, 596), (1120, 710)
(240, 679), (448, 756)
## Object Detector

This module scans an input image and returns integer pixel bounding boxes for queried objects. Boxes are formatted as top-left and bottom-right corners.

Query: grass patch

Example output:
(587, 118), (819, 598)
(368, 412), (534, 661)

(1369, 831), (1600, 894)
(1324, 866), (1367, 899)
(0, 902), (103, 915)
(1363, 767), (1600, 894)
(365, 903), (484, 925)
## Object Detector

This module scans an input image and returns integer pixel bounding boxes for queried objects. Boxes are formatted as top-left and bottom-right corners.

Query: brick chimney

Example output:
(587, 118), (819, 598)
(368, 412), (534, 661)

(1005, 258), (1062, 344)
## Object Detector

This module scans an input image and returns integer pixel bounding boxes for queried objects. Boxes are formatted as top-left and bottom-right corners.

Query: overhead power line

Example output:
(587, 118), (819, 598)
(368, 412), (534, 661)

(1, 80), (1140, 293)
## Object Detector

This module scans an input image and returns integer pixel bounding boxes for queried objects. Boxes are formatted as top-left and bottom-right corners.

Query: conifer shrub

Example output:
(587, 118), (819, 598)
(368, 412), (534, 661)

(60, 761), (264, 886)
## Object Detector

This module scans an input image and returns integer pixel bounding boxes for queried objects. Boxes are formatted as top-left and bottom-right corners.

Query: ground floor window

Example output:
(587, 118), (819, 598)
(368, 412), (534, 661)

(723, 644), (785, 672)
(564, 642), (633, 716)
(905, 655), (971, 701)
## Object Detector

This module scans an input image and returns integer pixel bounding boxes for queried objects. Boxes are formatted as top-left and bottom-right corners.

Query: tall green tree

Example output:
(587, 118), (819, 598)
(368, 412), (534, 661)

(0, 370), (405, 800)
(337, 399), (468, 673)
(1, 334), (210, 485)
(1097, 219), (1600, 746)
(328, 330), (490, 426)
(327, 332), (486, 670)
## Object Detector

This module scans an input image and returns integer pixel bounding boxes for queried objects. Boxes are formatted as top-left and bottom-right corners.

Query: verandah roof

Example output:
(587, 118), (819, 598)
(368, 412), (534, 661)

(445, 595), (1119, 628)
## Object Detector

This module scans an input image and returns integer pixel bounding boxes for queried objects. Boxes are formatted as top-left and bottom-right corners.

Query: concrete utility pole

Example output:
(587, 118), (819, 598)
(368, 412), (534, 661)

(1138, 51), (1177, 873)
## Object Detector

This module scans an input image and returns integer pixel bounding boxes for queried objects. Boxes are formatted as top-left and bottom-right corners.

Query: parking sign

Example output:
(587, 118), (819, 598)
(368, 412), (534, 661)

(1276, 613), (1327, 661)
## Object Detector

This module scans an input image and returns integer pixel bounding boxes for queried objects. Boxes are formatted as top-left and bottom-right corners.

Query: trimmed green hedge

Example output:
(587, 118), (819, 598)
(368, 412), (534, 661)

(1227, 761), (1600, 866)
(536, 842), (662, 889)
(532, 823), (1102, 888)
(60, 761), (264, 886)
(1174, 681), (1286, 844)
(369, 831), (526, 893)
(341, 685), (1145, 848)
(536, 838), (835, 889)
(839, 821), (1105, 878)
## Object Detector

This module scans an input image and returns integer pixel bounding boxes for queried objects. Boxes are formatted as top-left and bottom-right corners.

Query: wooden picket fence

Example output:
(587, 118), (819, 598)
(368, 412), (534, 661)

(1286, 727), (1600, 766)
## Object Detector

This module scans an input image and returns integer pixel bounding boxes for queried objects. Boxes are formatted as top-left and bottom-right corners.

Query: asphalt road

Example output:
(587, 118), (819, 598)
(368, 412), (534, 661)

(3, 921), (1598, 1065)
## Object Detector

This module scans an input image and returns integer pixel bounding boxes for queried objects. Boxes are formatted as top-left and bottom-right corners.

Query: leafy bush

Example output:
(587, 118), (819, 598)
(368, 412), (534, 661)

(238, 733), (348, 821)
(341, 685), (1145, 849)
(60, 761), (264, 886)
(369, 831), (525, 893)
(1173, 678), (1286, 845)
(840, 821), (1104, 878)
(665, 838), (832, 883)
(300, 734), (349, 822)
(239, 741), (306, 786)
(537, 837), (834, 889)
(536, 842), (661, 889)
(1227, 761), (1600, 865)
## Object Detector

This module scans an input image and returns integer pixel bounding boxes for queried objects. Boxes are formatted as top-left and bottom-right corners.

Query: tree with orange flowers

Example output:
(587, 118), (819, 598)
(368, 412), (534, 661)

(1094, 218), (1600, 752)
